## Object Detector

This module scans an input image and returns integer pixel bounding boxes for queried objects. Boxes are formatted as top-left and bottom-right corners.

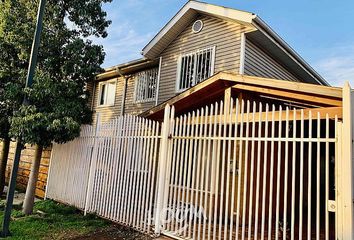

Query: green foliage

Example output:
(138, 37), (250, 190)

(0, 0), (111, 146)
(0, 200), (110, 240)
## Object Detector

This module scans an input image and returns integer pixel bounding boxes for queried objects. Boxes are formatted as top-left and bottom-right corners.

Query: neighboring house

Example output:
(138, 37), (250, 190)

(91, 1), (328, 123)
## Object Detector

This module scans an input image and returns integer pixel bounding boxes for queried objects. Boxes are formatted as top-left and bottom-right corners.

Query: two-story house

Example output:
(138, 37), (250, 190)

(91, 0), (328, 124)
(43, 1), (352, 239)
(8, 0), (340, 223)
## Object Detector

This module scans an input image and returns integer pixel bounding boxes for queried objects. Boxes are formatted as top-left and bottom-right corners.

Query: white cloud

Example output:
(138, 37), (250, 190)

(90, 1), (156, 68)
(314, 44), (354, 87)
(91, 21), (154, 68)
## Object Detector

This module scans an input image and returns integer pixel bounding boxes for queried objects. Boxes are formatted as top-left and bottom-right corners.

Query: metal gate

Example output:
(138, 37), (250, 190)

(156, 97), (343, 240)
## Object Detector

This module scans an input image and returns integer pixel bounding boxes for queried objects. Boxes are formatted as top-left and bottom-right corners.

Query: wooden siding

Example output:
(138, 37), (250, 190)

(244, 39), (299, 81)
(91, 69), (158, 123)
(158, 14), (244, 104)
(1, 141), (51, 198)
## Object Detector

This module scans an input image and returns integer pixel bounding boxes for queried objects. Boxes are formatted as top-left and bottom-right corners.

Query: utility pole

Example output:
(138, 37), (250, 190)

(0, 0), (46, 237)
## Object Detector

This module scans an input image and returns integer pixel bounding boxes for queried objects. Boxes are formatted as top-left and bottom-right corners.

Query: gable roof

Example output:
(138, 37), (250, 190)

(141, 0), (329, 86)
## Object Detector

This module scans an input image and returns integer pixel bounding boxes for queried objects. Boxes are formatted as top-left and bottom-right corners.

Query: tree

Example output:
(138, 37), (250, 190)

(0, 39), (25, 195)
(0, 0), (111, 214)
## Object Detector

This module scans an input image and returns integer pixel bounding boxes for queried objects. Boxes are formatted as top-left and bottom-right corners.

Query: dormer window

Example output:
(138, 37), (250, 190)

(176, 46), (216, 92)
(135, 68), (158, 103)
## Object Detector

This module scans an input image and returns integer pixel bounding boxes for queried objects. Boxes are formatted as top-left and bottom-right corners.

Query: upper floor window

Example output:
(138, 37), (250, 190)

(135, 68), (158, 103)
(176, 46), (216, 92)
(98, 80), (116, 106)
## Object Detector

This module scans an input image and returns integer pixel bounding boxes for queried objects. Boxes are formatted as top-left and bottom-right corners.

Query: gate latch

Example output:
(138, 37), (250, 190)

(328, 200), (336, 212)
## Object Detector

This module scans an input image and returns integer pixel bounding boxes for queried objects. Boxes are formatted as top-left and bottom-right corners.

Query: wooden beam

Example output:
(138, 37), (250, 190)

(232, 84), (342, 107)
(224, 87), (232, 115)
(187, 107), (342, 125)
(142, 72), (343, 119)
(219, 72), (343, 99)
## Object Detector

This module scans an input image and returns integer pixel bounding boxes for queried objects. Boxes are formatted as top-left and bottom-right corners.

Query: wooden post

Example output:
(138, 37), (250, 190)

(154, 104), (171, 235)
(224, 87), (232, 116)
(84, 113), (101, 215)
(338, 82), (354, 239)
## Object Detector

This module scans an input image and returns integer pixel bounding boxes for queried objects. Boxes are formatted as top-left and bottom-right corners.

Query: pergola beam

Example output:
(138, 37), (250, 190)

(232, 84), (342, 107)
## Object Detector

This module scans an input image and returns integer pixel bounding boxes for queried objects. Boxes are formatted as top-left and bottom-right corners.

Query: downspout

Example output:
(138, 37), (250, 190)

(116, 67), (129, 116)
(90, 82), (96, 111)
(155, 56), (162, 106)
(239, 32), (246, 75)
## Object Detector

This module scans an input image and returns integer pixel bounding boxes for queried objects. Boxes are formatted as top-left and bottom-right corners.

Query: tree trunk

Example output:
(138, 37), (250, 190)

(22, 145), (43, 215)
(0, 137), (11, 195)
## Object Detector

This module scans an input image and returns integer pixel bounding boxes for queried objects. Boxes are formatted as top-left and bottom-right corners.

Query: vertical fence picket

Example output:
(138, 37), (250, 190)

(308, 111), (313, 239)
(254, 102), (263, 239)
(213, 101), (223, 240)
(247, 101), (257, 240)
(299, 109), (305, 240)
(260, 103), (269, 240)
(275, 106), (283, 240)
(267, 105), (276, 240)
(241, 100), (250, 240)
(201, 105), (211, 240)
(188, 110), (199, 239)
(316, 112), (321, 240)
(229, 99), (240, 240)
(283, 107), (290, 240)
(224, 98), (234, 240)
(325, 114), (329, 240)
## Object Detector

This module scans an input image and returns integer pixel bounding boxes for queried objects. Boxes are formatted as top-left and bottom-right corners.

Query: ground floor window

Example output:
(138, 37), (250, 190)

(98, 80), (116, 106)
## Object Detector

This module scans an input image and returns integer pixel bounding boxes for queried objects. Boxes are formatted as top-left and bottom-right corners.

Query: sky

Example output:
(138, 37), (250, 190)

(92, 0), (354, 87)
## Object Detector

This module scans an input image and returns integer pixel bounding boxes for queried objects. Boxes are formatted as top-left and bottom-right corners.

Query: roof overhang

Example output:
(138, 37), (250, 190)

(96, 58), (159, 81)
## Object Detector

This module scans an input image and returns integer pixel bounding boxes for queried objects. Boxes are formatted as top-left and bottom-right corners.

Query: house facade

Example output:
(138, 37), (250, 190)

(91, 1), (328, 123)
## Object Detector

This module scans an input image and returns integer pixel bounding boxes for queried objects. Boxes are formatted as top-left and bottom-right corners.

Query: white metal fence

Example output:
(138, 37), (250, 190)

(46, 115), (161, 233)
(158, 99), (337, 240)
(46, 84), (354, 239)
(46, 125), (95, 209)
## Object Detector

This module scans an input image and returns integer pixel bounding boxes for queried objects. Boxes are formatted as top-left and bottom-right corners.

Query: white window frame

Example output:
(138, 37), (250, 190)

(134, 68), (159, 103)
(176, 46), (216, 93)
(97, 80), (116, 107)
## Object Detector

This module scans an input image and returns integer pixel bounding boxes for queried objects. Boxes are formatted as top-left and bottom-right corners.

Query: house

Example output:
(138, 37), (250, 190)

(90, 0), (328, 123)
(9, 1), (354, 239)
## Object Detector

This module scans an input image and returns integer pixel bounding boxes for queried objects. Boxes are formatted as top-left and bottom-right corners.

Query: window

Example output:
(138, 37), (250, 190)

(176, 46), (216, 92)
(98, 81), (116, 106)
(135, 68), (158, 102)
